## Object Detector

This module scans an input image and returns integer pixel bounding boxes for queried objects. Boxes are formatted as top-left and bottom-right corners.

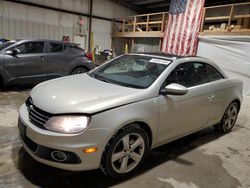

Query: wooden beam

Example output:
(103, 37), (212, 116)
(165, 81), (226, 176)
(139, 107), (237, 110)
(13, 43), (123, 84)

(227, 5), (234, 31)
(200, 8), (206, 32)
(205, 2), (250, 9)
(200, 30), (250, 35)
(205, 16), (230, 21)
(112, 32), (164, 38)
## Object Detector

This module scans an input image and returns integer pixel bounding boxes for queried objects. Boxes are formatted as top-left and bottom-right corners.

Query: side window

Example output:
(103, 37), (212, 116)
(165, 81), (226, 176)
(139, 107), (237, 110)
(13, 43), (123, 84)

(193, 62), (209, 85)
(165, 62), (210, 88)
(165, 63), (197, 87)
(207, 65), (224, 82)
(48, 43), (63, 53)
(15, 42), (44, 54)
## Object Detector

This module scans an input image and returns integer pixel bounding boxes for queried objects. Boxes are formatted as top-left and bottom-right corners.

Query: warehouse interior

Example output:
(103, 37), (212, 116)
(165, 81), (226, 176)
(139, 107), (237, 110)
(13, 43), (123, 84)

(0, 0), (250, 187)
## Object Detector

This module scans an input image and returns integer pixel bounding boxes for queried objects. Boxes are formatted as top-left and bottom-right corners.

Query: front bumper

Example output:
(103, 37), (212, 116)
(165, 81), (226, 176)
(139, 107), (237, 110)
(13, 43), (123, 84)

(18, 104), (113, 171)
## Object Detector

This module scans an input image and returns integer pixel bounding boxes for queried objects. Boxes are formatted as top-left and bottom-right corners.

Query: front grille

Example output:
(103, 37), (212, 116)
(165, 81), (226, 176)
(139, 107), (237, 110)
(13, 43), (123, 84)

(26, 97), (52, 129)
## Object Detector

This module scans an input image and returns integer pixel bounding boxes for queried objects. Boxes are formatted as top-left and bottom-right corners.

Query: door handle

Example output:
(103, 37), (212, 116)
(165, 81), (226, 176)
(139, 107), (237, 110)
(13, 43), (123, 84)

(208, 95), (215, 100)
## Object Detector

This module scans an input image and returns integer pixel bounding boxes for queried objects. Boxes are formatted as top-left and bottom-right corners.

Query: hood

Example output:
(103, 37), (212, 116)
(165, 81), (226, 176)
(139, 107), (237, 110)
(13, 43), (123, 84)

(30, 74), (148, 114)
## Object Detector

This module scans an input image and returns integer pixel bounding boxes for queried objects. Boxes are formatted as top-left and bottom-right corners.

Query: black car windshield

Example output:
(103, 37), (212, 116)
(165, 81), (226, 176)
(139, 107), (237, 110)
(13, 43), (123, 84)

(90, 55), (171, 89)
(0, 41), (15, 51)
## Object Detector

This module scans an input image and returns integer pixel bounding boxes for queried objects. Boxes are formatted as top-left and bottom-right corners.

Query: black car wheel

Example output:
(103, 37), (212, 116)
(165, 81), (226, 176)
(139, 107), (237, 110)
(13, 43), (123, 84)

(71, 67), (88, 75)
(101, 124), (149, 178)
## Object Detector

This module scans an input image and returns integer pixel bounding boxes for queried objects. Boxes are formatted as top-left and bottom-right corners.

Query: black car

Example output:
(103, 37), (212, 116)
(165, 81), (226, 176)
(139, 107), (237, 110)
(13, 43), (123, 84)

(0, 39), (94, 88)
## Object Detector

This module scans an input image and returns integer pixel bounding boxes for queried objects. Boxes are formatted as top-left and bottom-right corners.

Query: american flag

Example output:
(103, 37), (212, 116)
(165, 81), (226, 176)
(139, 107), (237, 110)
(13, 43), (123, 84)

(161, 0), (205, 56)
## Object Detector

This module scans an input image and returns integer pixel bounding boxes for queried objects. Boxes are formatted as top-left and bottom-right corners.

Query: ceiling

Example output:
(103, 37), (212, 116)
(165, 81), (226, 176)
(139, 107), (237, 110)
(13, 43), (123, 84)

(112, 0), (249, 14)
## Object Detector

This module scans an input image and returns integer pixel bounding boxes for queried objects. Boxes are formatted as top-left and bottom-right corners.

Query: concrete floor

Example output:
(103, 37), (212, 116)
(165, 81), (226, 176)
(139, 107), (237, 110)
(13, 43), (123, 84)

(0, 88), (250, 188)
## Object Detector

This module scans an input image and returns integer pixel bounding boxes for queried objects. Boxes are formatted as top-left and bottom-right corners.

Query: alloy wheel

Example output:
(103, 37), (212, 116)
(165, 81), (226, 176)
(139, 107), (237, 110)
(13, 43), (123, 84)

(111, 133), (145, 174)
(223, 103), (238, 130)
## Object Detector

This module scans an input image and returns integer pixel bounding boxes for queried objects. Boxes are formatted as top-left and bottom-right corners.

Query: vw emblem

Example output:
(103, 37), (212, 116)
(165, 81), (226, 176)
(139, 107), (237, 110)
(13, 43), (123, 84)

(29, 105), (34, 110)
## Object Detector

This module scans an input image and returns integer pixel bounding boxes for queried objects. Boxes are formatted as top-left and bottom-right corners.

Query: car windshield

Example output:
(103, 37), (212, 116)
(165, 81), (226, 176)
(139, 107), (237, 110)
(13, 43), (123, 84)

(0, 41), (15, 51)
(89, 55), (171, 89)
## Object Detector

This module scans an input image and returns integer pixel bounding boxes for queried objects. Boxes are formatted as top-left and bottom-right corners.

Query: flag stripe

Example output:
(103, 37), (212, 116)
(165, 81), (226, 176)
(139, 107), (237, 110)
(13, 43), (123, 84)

(161, 0), (205, 56)
(174, 13), (185, 55)
(185, 0), (199, 55)
(182, 0), (195, 56)
(192, 5), (204, 55)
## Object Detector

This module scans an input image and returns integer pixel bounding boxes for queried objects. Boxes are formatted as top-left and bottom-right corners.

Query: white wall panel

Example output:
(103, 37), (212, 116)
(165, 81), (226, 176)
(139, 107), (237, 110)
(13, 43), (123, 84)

(27, 22), (33, 38)
(44, 10), (59, 25)
(33, 23), (39, 38)
(44, 24), (49, 39)
(48, 25), (53, 39)
(2, 19), (9, 38)
(93, 0), (136, 19)
(27, 6), (44, 24)
(43, 0), (60, 9)
(92, 18), (112, 49)
(19, 0), (90, 14)
(0, 0), (135, 49)
(0, 18), (2, 37)
(15, 21), (22, 38)
(73, 0), (89, 14)
(9, 19), (15, 38)
(8, 2), (27, 21)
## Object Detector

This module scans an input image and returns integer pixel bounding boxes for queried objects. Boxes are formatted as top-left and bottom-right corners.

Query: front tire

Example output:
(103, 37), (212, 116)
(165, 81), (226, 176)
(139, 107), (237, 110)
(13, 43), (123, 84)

(71, 67), (88, 75)
(101, 124), (149, 178)
(215, 102), (239, 133)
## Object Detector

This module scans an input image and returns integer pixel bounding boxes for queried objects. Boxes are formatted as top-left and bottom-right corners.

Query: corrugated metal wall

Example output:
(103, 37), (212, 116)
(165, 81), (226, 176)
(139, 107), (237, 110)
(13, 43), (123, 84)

(133, 38), (161, 53)
(0, 0), (136, 49)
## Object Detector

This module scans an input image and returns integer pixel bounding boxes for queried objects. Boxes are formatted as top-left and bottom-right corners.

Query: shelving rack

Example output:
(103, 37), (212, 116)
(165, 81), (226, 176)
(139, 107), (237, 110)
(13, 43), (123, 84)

(200, 2), (250, 35)
(111, 2), (250, 55)
(112, 12), (168, 38)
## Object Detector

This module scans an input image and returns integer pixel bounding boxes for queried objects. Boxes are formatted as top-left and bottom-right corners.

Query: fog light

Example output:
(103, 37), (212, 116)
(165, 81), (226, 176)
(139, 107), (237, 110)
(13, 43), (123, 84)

(83, 147), (97, 154)
(51, 150), (67, 162)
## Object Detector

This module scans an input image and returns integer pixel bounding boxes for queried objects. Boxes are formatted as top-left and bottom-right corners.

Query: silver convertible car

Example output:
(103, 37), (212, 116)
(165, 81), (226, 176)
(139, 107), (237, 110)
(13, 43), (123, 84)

(18, 53), (243, 178)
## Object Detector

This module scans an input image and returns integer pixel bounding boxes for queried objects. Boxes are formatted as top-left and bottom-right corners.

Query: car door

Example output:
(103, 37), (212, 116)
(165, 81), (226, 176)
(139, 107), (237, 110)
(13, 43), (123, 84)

(3, 41), (47, 84)
(205, 64), (229, 126)
(46, 42), (67, 79)
(157, 62), (213, 144)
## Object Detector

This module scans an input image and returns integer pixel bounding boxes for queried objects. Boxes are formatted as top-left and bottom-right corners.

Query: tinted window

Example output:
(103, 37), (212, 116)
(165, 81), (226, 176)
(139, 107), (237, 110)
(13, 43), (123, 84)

(48, 43), (63, 53)
(165, 62), (210, 88)
(64, 45), (85, 53)
(207, 65), (223, 81)
(14, 42), (44, 54)
(194, 63), (209, 85)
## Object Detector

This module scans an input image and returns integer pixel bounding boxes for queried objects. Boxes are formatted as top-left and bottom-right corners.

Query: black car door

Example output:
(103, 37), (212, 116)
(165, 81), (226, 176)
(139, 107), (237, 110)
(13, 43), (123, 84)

(46, 42), (67, 79)
(3, 41), (47, 84)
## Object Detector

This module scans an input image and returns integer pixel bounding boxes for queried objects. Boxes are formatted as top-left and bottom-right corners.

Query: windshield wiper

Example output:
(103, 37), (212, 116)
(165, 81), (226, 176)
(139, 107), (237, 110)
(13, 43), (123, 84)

(97, 77), (111, 83)
(88, 72), (95, 78)
(90, 73), (112, 83)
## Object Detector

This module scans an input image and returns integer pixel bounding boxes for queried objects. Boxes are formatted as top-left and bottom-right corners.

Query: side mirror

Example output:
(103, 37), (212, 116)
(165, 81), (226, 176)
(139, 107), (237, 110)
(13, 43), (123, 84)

(5, 48), (19, 56)
(160, 83), (188, 96)
(5, 50), (13, 56)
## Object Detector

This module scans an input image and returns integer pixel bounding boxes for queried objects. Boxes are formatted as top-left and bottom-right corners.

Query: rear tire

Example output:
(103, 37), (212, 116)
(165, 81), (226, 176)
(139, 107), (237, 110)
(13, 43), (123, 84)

(71, 67), (88, 75)
(101, 124), (149, 178)
(214, 101), (239, 133)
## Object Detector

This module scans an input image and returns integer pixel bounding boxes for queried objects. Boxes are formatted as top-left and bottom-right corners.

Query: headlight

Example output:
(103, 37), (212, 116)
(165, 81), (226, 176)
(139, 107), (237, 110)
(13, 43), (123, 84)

(44, 116), (89, 134)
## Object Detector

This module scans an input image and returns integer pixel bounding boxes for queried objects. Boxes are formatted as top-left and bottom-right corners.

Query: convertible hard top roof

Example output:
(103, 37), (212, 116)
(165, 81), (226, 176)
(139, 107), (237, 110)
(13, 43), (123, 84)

(139, 52), (182, 59)
(132, 52), (189, 61)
